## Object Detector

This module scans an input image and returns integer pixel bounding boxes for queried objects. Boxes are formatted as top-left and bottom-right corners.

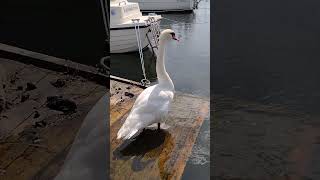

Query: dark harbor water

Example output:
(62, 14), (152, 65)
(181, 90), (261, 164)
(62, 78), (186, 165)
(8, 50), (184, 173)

(111, 0), (210, 179)
(213, 0), (320, 179)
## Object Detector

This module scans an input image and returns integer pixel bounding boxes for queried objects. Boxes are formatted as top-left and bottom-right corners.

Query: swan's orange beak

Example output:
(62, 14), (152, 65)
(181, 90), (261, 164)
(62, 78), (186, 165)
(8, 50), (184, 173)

(172, 34), (179, 42)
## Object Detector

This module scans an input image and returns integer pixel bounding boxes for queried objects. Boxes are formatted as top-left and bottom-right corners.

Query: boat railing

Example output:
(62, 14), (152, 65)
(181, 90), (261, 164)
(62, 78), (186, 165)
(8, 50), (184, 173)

(118, 1), (126, 6)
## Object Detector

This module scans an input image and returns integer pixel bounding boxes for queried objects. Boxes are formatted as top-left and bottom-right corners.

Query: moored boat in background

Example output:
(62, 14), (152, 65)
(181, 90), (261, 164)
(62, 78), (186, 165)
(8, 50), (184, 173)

(128, 0), (198, 12)
(110, 0), (162, 53)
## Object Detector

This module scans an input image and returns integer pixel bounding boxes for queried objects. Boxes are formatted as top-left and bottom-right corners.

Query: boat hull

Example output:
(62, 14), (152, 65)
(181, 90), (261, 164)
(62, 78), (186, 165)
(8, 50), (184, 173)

(129, 0), (195, 11)
(110, 25), (151, 53)
(110, 0), (162, 53)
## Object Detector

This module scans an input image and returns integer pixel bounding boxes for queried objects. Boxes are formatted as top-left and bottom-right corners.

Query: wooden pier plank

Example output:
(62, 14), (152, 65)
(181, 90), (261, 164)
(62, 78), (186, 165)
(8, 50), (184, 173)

(0, 60), (49, 138)
(110, 81), (143, 126)
(0, 58), (105, 180)
(110, 80), (209, 180)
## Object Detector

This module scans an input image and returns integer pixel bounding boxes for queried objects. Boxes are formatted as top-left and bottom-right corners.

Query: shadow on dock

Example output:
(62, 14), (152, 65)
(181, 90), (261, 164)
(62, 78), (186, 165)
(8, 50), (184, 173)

(114, 129), (168, 159)
(113, 128), (175, 178)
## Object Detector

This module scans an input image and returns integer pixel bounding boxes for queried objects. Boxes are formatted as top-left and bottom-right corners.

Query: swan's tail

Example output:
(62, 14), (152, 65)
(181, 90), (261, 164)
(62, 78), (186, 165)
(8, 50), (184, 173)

(117, 125), (139, 140)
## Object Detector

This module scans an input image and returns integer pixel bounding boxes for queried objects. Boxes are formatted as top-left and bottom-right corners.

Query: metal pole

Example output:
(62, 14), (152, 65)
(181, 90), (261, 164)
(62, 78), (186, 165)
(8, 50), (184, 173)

(100, 0), (109, 42)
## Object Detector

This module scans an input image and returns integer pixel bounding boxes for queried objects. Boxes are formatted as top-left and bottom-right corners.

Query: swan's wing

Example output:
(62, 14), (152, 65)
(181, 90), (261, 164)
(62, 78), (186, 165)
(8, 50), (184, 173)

(130, 85), (157, 109)
(117, 85), (157, 139)
(117, 86), (174, 139)
(127, 89), (174, 127)
(131, 88), (174, 116)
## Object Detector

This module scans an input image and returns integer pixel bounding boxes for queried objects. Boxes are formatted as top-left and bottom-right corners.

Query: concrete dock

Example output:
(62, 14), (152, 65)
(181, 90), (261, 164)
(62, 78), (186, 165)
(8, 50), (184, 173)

(110, 79), (209, 180)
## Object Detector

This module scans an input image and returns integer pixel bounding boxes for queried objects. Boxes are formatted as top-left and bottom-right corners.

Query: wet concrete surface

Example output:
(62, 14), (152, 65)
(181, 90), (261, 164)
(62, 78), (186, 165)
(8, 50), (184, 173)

(213, 0), (320, 179)
(182, 117), (210, 180)
(114, 129), (167, 159)
(113, 129), (169, 172)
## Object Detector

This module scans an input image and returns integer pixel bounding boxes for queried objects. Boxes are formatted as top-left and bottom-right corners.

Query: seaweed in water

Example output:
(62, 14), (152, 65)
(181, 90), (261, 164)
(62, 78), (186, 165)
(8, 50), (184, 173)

(46, 96), (77, 114)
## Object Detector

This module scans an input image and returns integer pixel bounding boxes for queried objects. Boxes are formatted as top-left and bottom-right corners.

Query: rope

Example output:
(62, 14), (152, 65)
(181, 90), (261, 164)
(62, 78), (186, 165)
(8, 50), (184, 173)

(132, 19), (150, 86)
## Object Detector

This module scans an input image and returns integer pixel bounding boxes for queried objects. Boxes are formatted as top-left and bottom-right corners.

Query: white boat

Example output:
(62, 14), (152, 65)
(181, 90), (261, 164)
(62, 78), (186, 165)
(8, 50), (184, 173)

(128, 0), (197, 12)
(110, 0), (162, 53)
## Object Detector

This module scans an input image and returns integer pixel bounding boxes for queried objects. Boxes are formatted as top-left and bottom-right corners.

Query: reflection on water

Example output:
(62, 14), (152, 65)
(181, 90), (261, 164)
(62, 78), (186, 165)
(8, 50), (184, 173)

(213, 0), (320, 179)
(212, 0), (320, 114)
(111, 50), (158, 83)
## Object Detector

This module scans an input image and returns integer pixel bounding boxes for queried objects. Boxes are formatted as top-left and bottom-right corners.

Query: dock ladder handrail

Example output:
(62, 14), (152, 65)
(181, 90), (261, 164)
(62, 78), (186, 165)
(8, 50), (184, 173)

(146, 15), (161, 48)
(193, 0), (202, 9)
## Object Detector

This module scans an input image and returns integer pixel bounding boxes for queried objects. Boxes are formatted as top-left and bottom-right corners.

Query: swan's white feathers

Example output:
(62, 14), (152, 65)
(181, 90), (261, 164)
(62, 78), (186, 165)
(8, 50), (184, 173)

(117, 29), (176, 140)
(117, 84), (174, 139)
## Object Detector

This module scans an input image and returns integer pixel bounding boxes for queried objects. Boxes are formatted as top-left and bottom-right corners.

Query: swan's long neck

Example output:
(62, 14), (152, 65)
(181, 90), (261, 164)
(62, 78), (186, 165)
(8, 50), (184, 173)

(156, 39), (174, 89)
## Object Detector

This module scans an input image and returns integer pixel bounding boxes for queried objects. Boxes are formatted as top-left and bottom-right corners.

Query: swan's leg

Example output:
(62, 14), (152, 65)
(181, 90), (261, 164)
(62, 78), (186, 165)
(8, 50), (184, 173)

(157, 123), (160, 130)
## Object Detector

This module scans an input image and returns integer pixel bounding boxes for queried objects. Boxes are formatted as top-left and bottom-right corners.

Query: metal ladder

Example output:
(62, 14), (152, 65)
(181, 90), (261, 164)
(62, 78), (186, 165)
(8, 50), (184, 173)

(146, 15), (161, 52)
(193, 0), (201, 9)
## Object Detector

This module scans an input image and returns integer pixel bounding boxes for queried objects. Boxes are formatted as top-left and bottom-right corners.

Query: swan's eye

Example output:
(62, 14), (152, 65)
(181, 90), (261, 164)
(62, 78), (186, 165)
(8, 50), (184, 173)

(170, 32), (178, 41)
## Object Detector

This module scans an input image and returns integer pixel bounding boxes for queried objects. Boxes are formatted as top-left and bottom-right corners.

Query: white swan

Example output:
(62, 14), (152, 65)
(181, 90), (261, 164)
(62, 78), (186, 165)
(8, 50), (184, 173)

(117, 29), (179, 140)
